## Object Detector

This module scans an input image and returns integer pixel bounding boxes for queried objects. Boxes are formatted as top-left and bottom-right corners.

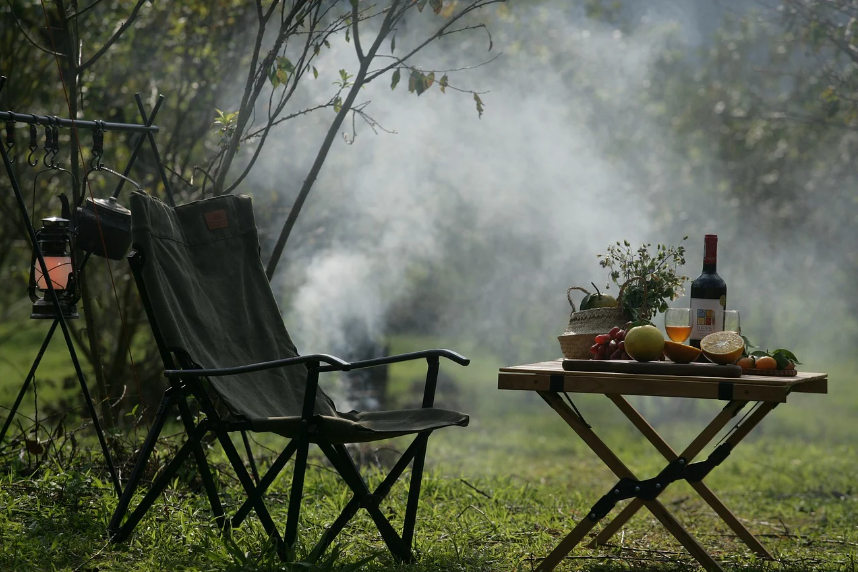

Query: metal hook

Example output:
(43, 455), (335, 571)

(50, 120), (60, 169)
(90, 121), (104, 171)
(27, 123), (38, 167)
(42, 120), (54, 168)
(4, 118), (15, 163)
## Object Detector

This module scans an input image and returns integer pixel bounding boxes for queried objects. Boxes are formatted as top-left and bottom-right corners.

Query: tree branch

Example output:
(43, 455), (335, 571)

(78, 0), (147, 72)
(4, 0), (65, 57)
(265, 0), (403, 279)
(364, 0), (503, 84)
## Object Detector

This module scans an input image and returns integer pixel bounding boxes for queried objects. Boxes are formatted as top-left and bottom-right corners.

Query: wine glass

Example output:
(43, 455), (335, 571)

(723, 310), (741, 335)
(664, 308), (692, 343)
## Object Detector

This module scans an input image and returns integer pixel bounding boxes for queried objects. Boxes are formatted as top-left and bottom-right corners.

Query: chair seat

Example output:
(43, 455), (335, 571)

(250, 408), (469, 443)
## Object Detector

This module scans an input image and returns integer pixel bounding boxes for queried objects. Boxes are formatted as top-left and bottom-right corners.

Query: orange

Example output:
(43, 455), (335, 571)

(755, 356), (777, 369)
(700, 331), (745, 365)
(736, 356), (755, 369)
(663, 340), (702, 364)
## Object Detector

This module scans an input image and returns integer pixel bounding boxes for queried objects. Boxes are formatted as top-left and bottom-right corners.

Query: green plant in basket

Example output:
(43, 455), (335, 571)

(597, 238), (689, 322)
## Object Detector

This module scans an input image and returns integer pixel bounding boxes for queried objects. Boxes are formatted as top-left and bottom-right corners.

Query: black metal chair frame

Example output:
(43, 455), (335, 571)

(108, 247), (470, 561)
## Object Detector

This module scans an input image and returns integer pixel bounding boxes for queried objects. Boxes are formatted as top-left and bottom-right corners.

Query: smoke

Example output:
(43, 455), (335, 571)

(232, 1), (849, 440)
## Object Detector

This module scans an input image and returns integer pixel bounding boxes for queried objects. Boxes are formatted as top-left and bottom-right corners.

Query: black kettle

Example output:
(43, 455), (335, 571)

(74, 195), (132, 260)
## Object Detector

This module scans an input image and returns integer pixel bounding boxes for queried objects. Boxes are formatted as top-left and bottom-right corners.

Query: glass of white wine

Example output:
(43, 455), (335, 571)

(724, 310), (741, 335)
(664, 308), (692, 343)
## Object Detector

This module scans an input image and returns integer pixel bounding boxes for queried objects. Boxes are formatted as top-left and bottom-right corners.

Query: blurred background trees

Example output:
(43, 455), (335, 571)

(2, 0), (856, 426)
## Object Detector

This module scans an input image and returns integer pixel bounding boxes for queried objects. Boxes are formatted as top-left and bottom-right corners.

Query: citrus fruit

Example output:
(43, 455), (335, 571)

(588, 294), (618, 309)
(755, 355), (777, 369)
(624, 325), (665, 362)
(700, 331), (745, 365)
(736, 356), (755, 369)
(662, 340), (701, 364)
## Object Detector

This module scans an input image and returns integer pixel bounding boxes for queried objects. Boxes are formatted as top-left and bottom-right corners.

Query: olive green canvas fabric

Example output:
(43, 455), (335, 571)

(130, 192), (468, 443)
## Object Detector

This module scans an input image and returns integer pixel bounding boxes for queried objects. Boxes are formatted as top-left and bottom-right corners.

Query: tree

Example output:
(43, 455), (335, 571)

(1, 0), (502, 424)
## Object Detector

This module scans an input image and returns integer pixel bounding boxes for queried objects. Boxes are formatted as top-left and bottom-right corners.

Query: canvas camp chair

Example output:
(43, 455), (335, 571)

(107, 191), (470, 561)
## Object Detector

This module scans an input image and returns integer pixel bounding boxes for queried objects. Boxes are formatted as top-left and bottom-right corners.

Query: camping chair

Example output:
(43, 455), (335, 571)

(107, 192), (470, 561)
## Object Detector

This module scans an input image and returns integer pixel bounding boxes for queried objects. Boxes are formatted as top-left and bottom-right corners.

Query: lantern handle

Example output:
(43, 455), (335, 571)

(79, 164), (142, 209)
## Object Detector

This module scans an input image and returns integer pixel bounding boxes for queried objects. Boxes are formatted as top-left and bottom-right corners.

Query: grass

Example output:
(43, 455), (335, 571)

(1, 331), (857, 571)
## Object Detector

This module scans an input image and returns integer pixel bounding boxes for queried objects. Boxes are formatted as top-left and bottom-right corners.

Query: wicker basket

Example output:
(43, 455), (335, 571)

(557, 279), (645, 359)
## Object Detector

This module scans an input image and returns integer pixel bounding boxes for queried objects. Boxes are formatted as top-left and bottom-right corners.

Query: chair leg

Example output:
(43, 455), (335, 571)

(241, 430), (260, 483)
(232, 439), (298, 528)
(175, 390), (225, 529)
(313, 437), (423, 558)
(109, 419), (210, 542)
(402, 432), (430, 549)
(284, 435), (310, 549)
(216, 429), (284, 547)
(322, 443), (413, 563)
(108, 389), (172, 536)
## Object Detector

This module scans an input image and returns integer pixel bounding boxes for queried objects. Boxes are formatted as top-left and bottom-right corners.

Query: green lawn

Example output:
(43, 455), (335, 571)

(1, 332), (856, 571)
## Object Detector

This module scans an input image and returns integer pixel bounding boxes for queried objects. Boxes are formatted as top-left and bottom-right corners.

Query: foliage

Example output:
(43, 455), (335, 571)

(597, 238), (689, 321)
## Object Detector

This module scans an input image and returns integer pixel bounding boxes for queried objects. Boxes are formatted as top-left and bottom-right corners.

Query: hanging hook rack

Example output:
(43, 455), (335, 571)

(4, 117), (15, 163)
(1, 73), (174, 499)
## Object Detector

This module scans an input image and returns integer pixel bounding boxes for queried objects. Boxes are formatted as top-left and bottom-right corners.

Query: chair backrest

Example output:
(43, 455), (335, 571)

(130, 191), (336, 420)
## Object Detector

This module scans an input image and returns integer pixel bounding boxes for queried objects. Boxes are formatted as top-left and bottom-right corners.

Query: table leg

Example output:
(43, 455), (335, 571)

(592, 395), (776, 559)
(537, 391), (725, 572)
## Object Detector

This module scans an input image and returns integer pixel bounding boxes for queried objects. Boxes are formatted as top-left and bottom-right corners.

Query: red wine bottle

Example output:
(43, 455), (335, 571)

(689, 234), (726, 349)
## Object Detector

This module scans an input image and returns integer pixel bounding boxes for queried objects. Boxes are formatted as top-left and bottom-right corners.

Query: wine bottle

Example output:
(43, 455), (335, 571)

(689, 234), (727, 349)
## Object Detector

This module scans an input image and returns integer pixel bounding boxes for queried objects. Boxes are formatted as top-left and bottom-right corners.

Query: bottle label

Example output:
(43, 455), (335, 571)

(689, 297), (725, 341)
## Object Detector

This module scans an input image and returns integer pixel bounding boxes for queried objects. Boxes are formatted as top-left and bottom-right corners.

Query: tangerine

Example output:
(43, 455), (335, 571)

(755, 356), (777, 369)
(736, 356), (756, 369)
(700, 331), (745, 365)
(663, 340), (702, 364)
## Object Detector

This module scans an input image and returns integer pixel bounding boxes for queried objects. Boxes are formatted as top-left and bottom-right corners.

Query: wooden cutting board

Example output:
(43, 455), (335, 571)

(741, 367), (798, 377)
(562, 359), (742, 378)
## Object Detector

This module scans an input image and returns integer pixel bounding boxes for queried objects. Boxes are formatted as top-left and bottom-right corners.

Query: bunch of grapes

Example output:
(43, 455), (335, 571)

(589, 326), (631, 360)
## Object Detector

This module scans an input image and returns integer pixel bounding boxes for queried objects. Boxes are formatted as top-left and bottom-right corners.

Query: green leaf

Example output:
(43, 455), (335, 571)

(334, 96), (342, 113)
(429, 0), (443, 14)
(312, 66), (318, 79)
(391, 68), (400, 90)
(473, 92), (484, 118)
(772, 348), (802, 365)
(416, 0), (428, 12)
(439, 74), (448, 93)
(750, 350), (771, 358)
(390, 33), (396, 53)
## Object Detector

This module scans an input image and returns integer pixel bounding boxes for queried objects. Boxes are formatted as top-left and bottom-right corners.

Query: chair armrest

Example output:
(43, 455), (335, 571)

(164, 353), (351, 378)
(334, 349), (470, 372)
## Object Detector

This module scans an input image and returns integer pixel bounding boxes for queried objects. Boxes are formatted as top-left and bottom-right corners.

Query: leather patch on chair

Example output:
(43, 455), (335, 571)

(204, 209), (229, 230)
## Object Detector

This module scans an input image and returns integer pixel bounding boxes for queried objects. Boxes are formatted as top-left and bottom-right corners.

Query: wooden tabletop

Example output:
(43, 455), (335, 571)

(498, 360), (828, 403)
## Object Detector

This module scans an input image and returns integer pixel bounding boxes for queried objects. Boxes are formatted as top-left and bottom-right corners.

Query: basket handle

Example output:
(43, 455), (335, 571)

(566, 286), (591, 313)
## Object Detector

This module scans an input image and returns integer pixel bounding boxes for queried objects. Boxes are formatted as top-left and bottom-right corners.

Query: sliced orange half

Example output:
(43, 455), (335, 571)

(663, 340), (702, 364)
(700, 331), (745, 365)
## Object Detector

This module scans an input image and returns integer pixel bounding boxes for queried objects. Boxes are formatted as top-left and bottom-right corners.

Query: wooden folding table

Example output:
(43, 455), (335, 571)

(497, 360), (828, 572)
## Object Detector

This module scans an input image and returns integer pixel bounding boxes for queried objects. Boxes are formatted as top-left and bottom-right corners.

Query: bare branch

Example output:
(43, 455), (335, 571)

(78, 0), (147, 72)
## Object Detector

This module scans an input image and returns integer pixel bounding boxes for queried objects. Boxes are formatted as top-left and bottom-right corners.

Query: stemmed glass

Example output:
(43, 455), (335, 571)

(664, 308), (692, 344)
(723, 310), (741, 335)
